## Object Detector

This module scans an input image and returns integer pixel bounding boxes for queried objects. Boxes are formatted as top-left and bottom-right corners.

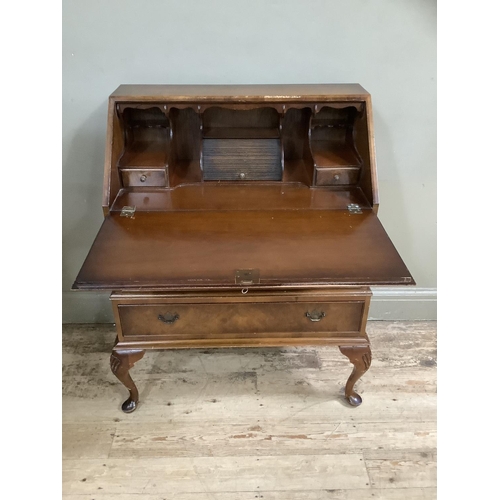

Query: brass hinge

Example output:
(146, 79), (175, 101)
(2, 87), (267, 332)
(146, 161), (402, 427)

(347, 204), (362, 214)
(120, 206), (136, 218)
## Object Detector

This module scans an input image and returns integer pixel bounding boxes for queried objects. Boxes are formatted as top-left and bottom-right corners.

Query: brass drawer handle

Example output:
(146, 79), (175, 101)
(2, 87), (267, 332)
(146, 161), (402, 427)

(305, 310), (326, 322)
(158, 313), (179, 324)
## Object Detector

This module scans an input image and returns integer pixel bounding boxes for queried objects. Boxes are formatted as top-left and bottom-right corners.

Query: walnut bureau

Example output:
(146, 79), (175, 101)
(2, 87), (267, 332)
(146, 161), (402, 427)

(73, 84), (414, 413)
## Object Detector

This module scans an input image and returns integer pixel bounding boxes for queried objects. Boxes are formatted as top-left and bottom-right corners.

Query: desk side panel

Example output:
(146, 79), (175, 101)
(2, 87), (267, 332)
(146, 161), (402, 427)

(102, 98), (123, 215)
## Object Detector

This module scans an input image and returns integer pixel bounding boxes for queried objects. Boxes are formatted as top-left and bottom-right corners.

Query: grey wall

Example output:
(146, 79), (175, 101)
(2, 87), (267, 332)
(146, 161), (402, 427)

(62, 0), (436, 322)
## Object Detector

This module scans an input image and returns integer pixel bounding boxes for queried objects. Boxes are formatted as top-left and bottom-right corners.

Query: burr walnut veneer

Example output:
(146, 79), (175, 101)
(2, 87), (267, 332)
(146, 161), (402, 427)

(73, 84), (414, 413)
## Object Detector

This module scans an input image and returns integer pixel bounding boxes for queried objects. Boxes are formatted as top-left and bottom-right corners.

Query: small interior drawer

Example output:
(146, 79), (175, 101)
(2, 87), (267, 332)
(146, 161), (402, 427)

(315, 167), (360, 186)
(121, 169), (167, 187)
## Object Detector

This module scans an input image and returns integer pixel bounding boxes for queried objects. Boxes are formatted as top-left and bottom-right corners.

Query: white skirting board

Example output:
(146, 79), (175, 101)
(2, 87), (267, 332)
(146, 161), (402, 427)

(62, 287), (437, 323)
(368, 287), (437, 320)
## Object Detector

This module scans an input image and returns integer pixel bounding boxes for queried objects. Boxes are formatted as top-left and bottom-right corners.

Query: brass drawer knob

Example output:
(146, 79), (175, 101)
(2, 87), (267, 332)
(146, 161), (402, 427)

(158, 313), (179, 324)
(305, 310), (326, 322)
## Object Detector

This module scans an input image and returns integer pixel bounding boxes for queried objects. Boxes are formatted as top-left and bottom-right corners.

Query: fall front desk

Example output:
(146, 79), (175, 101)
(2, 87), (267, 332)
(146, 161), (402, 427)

(73, 84), (414, 413)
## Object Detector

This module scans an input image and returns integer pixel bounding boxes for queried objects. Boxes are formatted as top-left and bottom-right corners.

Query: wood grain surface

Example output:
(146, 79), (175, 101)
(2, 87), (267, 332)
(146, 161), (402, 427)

(73, 209), (414, 290)
(110, 185), (372, 213)
(109, 84), (370, 102)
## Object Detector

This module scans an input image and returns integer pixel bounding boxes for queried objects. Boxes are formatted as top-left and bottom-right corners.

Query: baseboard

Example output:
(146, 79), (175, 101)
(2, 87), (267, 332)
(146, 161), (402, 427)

(63, 287), (437, 323)
(369, 287), (437, 320)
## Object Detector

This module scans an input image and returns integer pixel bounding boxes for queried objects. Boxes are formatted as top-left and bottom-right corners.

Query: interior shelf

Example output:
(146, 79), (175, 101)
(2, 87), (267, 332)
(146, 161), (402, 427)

(119, 140), (169, 168)
(311, 141), (360, 168)
(203, 127), (280, 139)
(118, 107), (170, 169)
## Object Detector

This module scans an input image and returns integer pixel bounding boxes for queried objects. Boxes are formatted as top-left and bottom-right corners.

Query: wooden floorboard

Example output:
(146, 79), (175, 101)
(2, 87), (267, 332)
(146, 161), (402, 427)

(62, 321), (437, 499)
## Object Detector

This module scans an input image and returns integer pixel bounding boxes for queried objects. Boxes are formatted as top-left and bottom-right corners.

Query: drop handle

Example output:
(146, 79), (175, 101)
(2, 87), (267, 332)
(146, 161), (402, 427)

(158, 313), (179, 324)
(305, 310), (326, 322)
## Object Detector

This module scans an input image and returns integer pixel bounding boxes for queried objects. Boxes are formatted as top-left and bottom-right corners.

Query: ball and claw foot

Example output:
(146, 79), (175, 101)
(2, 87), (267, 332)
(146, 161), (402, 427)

(110, 348), (145, 414)
(121, 397), (138, 413)
(339, 345), (372, 407)
(346, 392), (363, 407)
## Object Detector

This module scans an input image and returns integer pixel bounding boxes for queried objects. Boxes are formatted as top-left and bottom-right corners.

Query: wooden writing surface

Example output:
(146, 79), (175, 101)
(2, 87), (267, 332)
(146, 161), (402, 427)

(74, 207), (413, 291)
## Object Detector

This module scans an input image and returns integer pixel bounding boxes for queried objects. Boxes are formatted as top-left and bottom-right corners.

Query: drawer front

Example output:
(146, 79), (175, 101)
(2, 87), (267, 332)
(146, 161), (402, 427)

(121, 169), (167, 187)
(315, 167), (360, 186)
(117, 300), (364, 340)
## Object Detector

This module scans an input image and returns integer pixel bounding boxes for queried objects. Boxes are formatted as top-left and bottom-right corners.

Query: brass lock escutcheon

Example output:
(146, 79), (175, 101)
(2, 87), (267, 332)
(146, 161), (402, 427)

(158, 312), (179, 324)
(235, 269), (260, 285)
(305, 310), (326, 322)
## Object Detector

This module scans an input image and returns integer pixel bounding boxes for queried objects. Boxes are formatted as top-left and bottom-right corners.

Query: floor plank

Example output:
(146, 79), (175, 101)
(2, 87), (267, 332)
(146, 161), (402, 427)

(364, 450), (437, 489)
(103, 420), (436, 458)
(63, 488), (436, 499)
(63, 455), (370, 494)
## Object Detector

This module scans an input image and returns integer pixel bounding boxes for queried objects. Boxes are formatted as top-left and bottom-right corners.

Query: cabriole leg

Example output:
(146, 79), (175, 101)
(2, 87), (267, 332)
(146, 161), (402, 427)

(110, 348), (145, 413)
(339, 345), (372, 407)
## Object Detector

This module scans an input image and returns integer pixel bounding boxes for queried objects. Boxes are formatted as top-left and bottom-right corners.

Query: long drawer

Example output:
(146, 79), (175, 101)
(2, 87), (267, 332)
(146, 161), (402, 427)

(112, 291), (370, 342)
